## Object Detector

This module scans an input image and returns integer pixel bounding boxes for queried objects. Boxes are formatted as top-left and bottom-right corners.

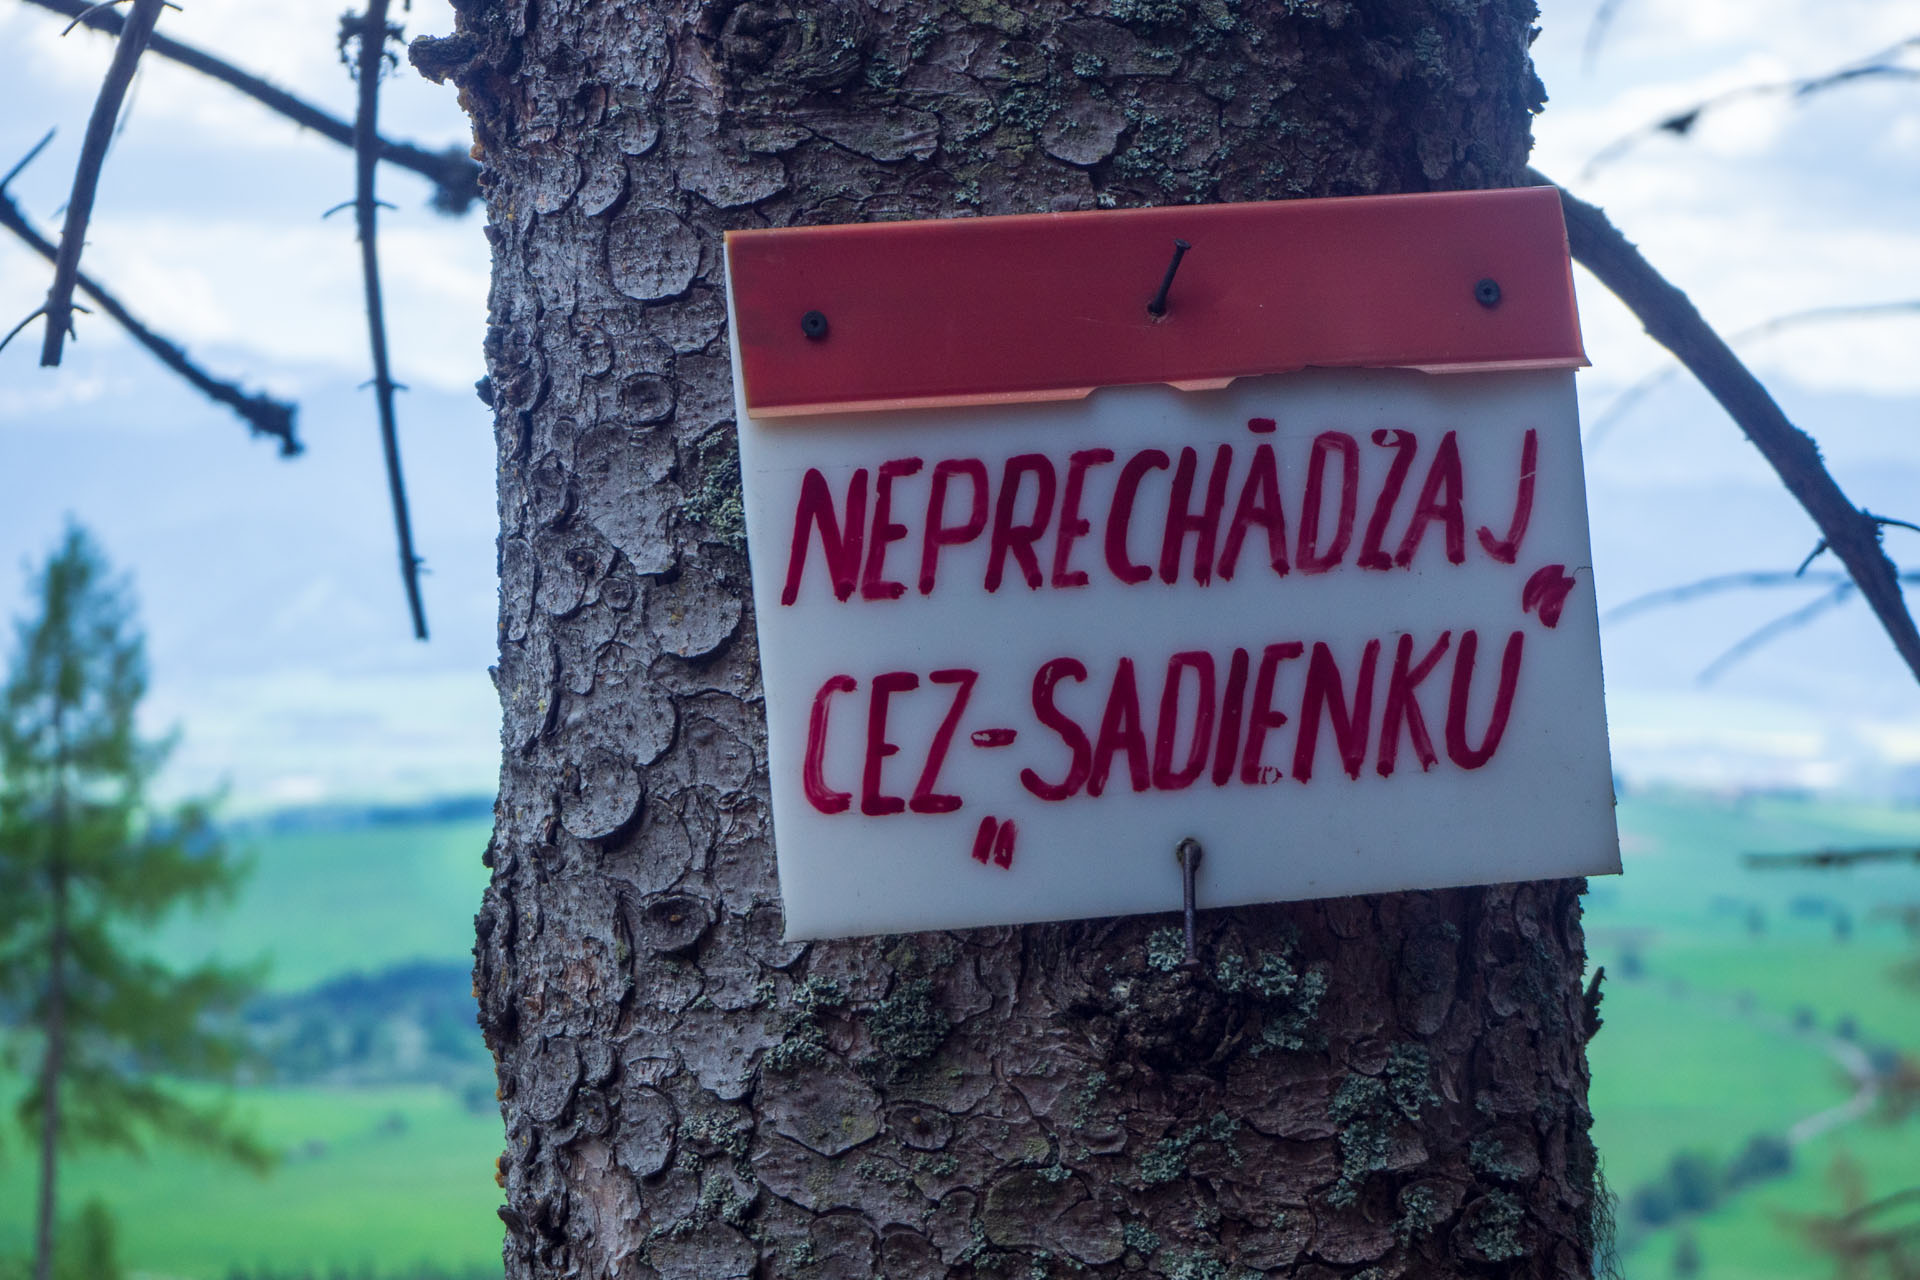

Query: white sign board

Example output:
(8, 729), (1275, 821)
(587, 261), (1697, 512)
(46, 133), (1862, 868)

(729, 359), (1620, 939)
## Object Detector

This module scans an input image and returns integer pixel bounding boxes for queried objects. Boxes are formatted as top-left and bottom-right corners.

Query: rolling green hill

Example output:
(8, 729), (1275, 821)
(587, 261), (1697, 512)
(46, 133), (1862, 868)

(0, 790), (1915, 1278)
(152, 808), (494, 993)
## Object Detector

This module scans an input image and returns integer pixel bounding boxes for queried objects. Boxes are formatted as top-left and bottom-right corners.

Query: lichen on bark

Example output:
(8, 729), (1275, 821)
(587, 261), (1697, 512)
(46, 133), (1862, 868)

(414, 0), (1601, 1274)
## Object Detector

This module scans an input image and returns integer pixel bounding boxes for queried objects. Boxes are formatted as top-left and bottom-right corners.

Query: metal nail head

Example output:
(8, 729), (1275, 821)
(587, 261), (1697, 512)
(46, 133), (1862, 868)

(1474, 278), (1502, 309)
(1147, 239), (1192, 318)
(1175, 837), (1204, 969)
(801, 310), (830, 340)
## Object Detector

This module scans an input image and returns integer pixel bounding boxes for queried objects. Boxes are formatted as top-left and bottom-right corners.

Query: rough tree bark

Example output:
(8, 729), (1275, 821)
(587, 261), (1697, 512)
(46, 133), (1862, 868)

(413, 2), (1601, 1276)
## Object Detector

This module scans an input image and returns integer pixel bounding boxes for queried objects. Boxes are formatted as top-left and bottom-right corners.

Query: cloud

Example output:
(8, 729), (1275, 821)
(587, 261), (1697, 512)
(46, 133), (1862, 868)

(144, 665), (501, 812)
(0, 0), (467, 148)
(76, 211), (489, 392)
(1533, 0), (1920, 402)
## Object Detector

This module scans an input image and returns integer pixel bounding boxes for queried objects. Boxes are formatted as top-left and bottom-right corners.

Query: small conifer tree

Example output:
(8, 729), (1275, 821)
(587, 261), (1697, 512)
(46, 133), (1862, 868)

(0, 524), (268, 1280)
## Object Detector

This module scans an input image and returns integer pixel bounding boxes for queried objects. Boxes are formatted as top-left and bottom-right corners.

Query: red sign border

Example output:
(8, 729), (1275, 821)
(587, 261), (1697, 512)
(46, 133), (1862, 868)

(725, 186), (1585, 419)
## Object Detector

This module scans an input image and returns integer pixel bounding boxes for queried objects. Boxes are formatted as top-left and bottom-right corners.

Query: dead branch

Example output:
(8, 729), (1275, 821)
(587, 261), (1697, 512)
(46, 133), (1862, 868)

(1697, 583), (1855, 685)
(1581, 0), (1630, 71)
(1586, 300), (1920, 448)
(348, 0), (428, 641)
(1537, 170), (1920, 689)
(1604, 570), (1853, 623)
(1583, 35), (1920, 179)
(1, 138), (299, 454)
(1606, 562), (1920, 682)
(21, 0), (480, 213)
(36, 0), (165, 366)
(1746, 848), (1920, 870)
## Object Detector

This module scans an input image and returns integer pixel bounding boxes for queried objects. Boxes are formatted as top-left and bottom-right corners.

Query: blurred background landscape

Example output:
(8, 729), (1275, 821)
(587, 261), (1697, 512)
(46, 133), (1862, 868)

(3, 0), (1918, 1275)
(5, 790), (1918, 1278)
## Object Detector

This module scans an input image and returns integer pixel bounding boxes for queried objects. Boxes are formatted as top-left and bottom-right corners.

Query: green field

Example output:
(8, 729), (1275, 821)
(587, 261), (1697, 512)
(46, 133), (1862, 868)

(1586, 790), (1920, 1278)
(153, 813), (493, 993)
(0, 1084), (504, 1279)
(0, 790), (1916, 1278)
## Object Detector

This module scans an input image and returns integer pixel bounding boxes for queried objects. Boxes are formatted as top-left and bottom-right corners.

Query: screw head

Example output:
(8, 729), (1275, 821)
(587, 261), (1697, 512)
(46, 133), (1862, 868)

(1474, 278), (1503, 309)
(801, 310), (830, 340)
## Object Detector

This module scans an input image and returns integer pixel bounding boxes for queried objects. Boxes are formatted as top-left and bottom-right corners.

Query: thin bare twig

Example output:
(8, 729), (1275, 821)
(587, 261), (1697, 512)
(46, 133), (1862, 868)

(1586, 300), (1920, 448)
(1605, 571), (1851, 623)
(0, 307), (54, 354)
(22, 0), (480, 213)
(1697, 583), (1856, 685)
(1, 139), (299, 453)
(1582, 0), (1630, 71)
(1747, 847), (1920, 870)
(1582, 36), (1920, 180)
(349, 0), (428, 641)
(1538, 169), (1920, 690)
(58, 0), (177, 36)
(1797, 516), (1919, 577)
(1606, 567), (1920, 625)
(37, 0), (165, 366)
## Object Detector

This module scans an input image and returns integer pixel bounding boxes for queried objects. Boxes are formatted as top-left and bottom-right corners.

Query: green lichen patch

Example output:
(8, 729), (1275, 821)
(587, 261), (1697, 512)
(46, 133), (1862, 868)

(1468, 1133), (1530, 1184)
(1215, 946), (1329, 1053)
(1107, 0), (1197, 27)
(954, 0), (1028, 35)
(1070, 1069), (1109, 1129)
(1111, 114), (1194, 195)
(693, 1172), (754, 1228)
(865, 975), (952, 1073)
(684, 433), (747, 553)
(853, 1154), (910, 1184)
(1278, 0), (1353, 24)
(1166, 1249), (1232, 1280)
(996, 81), (1059, 139)
(1097, 928), (1330, 1070)
(1382, 1042), (1440, 1116)
(649, 1165), (756, 1243)
(1122, 1220), (1161, 1255)
(1508, 933), (1576, 1037)
(1327, 1045), (1438, 1208)
(1327, 1075), (1393, 1207)
(677, 1109), (752, 1164)
(1393, 1183), (1443, 1241)
(1464, 1190), (1528, 1261)
(956, 1219), (1018, 1274)
(1145, 926), (1187, 972)
(1071, 50), (1107, 78)
(765, 975), (848, 1074)
(1138, 1112), (1240, 1186)
(914, 1150), (961, 1178)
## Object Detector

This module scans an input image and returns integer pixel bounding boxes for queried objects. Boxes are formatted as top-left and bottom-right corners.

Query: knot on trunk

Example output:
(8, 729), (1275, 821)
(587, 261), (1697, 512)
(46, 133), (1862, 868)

(705, 0), (872, 92)
(1073, 928), (1329, 1072)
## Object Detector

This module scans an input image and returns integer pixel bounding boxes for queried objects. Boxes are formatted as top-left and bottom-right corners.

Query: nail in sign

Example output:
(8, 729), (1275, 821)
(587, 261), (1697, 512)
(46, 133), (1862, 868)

(723, 191), (1619, 940)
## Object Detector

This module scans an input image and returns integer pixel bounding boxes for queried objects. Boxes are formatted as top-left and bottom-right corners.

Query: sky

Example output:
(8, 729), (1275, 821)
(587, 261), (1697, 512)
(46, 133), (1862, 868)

(1, 0), (1918, 810)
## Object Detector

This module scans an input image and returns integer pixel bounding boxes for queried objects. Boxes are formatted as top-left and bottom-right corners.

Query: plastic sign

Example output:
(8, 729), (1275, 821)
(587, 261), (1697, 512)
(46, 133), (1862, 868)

(724, 191), (1619, 940)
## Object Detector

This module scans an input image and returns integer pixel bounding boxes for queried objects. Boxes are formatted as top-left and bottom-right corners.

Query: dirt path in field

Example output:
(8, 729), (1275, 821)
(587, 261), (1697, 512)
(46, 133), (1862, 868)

(1655, 977), (1880, 1146)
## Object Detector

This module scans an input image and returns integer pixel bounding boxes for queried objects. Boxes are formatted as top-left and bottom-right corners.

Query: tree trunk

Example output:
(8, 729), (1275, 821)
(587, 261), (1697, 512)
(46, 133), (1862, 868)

(33, 748), (69, 1280)
(416, 2), (1600, 1275)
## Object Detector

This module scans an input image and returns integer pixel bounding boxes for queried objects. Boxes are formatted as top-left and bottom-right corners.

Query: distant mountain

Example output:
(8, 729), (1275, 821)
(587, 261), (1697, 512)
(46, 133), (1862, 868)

(227, 794), (495, 836)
